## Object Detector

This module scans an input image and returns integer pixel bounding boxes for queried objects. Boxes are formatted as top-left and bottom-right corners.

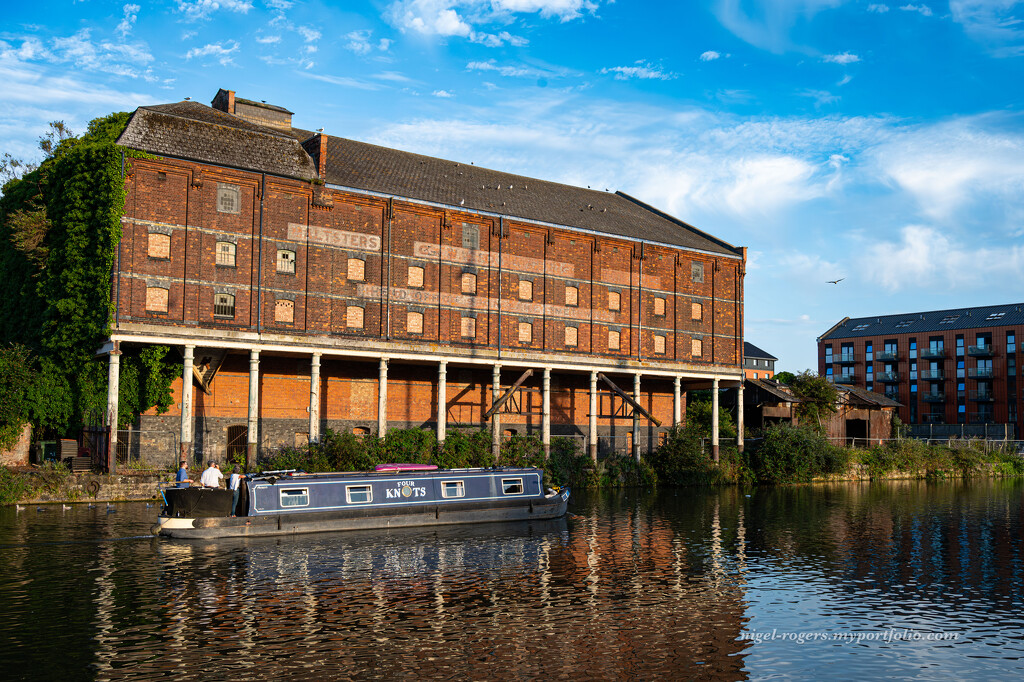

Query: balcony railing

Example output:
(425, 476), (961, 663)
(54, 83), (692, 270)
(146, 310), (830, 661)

(968, 368), (994, 379)
(876, 372), (900, 383)
(834, 353), (856, 364)
(834, 375), (856, 384)
(923, 414), (946, 424)
(969, 413), (995, 424)
(921, 393), (946, 403)
(884, 391), (900, 402)
(967, 344), (994, 357)
(918, 370), (945, 380)
(969, 390), (995, 402)
(920, 348), (946, 359)
(875, 351), (898, 362)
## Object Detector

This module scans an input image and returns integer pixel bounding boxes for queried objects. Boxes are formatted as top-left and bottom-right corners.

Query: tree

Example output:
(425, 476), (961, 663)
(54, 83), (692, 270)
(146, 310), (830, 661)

(774, 370), (796, 385)
(788, 371), (838, 431)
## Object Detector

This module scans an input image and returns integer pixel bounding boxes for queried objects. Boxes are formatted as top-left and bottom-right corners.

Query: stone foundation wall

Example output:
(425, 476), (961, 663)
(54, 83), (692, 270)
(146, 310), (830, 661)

(21, 473), (169, 504)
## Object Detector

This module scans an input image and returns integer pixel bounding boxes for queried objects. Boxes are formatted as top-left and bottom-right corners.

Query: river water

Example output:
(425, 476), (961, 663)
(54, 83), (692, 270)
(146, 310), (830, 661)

(1, 479), (1022, 680)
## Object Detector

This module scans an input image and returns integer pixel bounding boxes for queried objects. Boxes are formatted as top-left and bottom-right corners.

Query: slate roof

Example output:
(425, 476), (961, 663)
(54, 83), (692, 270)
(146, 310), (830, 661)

(116, 101), (317, 180)
(819, 302), (1024, 340)
(744, 378), (901, 408)
(743, 341), (777, 360)
(839, 385), (901, 408)
(745, 378), (798, 403)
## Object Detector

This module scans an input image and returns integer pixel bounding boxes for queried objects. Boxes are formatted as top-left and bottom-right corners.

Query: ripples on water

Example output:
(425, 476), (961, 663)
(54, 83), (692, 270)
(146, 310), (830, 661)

(1, 480), (1022, 680)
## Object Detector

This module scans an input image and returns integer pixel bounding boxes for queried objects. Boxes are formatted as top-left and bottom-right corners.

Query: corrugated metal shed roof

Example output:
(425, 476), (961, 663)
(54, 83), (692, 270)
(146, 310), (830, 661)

(819, 302), (1024, 340)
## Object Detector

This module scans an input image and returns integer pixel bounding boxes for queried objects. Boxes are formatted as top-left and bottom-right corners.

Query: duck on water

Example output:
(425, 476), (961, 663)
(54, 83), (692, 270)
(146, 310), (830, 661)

(153, 464), (570, 539)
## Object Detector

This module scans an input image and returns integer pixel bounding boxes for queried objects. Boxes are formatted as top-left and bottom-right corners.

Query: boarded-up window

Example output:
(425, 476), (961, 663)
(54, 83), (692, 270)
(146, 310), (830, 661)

(217, 183), (240, 214)
(148, 233), (170, 259)
(565, 285), (579, 307)
(692, 302), (702, 320)
(654, 297), (666, 316)
(347, 306), (364, 329)
(408, 265), (424, 288)
(275, 299), (294, 324)
(461, 316), (476, 339)
(462, 225), (480, 251)
(565, 326), (578, 347)
(146, 287), (168, 313)
(407, 311), (423, 334)
(518, 279), (533, 301)
(518, 322), (532, 343)
(608, 330), (620, 351)
(692, 338), (703, 357)
(608, 291), (620, 311)
(654, 335), (666, 354)
(216, 241), (236, 267)
(691, 261), (704, 283)
(213, 293), (235, 318)
(461, 272), (477, 295)
(348, 258), (365, 281)
(277, 249), (295, 274)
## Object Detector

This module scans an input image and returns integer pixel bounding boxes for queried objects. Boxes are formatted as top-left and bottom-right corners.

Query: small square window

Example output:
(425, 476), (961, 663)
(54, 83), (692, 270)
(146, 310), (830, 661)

(692, 338), (703, 357)
(692, 302), (702, 320)
(565, 326), (578, 347)
(501, 478), (524, 495)
(408, 265), (424, 288)
(146, 286), (168, 313)
(148, 233), (170, 259)
(691, 262), (704, 283)
(608, 291), (620, 312)
(441, 481), (465, 498)
(461, 272), (477, 295)
(348, 258), (365, 281)
(346, 485), (372, 504)
(216, 241), (236, 267)
(407, 311), (423, 334)
(518, 279), (533, 301)
(608, 330), (620, 351)
(275, 299), (294, 324)
(277, 249), (295, 274)
(214, 293), (235, 318)
(654, 335), (666, 354)
(216, 183), (240, 214)
(347, 306), (364, 329)
(565, 285), (579, 307)
(280, 488), (309, 507)
(518, 322), (532, 343)
(461, 316), (476, 339)
(654, 297), (666, 316)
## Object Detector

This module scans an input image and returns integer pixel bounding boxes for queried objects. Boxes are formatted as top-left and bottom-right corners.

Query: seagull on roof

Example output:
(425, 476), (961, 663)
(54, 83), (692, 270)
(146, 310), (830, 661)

(827, 278), (845, 284)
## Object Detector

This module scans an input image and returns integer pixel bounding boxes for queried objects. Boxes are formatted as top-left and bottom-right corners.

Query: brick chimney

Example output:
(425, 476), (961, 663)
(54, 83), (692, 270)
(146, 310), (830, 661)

(302, 133), (329, 180)
(211, 88), (235, 114)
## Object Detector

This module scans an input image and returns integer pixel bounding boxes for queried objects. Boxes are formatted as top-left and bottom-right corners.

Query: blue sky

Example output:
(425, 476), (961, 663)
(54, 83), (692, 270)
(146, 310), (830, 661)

(3, 0), (1023, 372)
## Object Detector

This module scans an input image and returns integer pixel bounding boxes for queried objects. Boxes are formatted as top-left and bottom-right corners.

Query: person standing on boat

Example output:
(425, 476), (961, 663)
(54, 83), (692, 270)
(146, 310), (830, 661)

(228, 467), (246, 516)
(176, 461), (193, 488)
(199, 461), (224, 488)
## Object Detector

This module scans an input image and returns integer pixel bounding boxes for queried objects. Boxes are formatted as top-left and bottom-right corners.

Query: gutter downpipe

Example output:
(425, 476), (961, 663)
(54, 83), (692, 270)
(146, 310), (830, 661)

(256, 173), (265, 333)
(386, 198), (393, 340)
(497, 217), (503, 357)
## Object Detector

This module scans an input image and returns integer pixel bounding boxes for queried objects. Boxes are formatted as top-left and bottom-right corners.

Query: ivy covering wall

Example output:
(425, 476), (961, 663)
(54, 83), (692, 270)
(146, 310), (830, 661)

(0, 113), (177, 449)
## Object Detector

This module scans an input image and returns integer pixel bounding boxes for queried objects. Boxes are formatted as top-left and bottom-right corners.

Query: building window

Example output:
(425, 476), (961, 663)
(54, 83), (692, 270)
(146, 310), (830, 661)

(461, 316), (476, 339)
(148, 233), (170, 260)
(692, 338), (703, 357)
(692, 302), (702, 320)
(277, 249), (295, 274)
(213, 293), (235, 318)
(518, 279), (533, 301)
(609, 329), (620, 351)
(608, 291), (620, 311)
(347, 257), (365, 281)
(407, 311), (423, 334)
(518, 322), (532, 343)
(654, 335), (666, 354)
(146, 286), (168, 313)
(654, 297), (666, 316)
(565, 326), (578, 347)
(216, 183), (240, 214)
(347, 306), (364, 329)
(462, 225), (480, 251)
(215, 241), (236, 267)
(565, 285), (579, 307)
(461, 272), (477, 295)
(275, 299), (294, 324)
(865, 342), (873, 361)
(1008, 332), (1016, 354)
(691, 261), (704, 283)
(408, 265), (424, 288)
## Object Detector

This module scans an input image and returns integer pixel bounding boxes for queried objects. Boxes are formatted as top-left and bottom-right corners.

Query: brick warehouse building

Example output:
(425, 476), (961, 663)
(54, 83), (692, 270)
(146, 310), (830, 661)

(101, 89), (747, 468)
(818, 304), (1024, 438)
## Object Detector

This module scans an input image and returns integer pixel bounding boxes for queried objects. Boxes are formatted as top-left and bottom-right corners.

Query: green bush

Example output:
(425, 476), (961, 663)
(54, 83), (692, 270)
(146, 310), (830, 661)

(748, 423), (849, 483)
(0, 466), (34, 505)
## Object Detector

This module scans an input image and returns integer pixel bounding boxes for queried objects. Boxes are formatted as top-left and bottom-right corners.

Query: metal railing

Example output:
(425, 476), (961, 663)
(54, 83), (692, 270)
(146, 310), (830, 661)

(968, 368), (994, 379)
(919, 370), (944, 380)
(921, 393), (946, 403)
(875, 351), (898, 362)
(968, 344), (994, 357)
(920, 348), (946, 359)
(876, 372), (900, 382)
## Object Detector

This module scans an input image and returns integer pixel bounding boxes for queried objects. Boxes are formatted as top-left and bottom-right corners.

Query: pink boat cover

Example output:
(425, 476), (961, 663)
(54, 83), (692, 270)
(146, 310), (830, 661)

(374, 463), (440, 472)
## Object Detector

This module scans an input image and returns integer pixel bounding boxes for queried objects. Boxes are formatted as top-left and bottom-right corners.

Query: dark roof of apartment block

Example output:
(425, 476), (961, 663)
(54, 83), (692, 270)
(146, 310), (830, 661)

(819, 302), (1024, 340)
(743, 341), (777, 360)
(116, 97), (742, 257)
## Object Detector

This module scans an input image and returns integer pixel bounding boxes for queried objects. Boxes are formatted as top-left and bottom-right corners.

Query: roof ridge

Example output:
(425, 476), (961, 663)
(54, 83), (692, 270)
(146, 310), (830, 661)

(140, 102), (296, 140)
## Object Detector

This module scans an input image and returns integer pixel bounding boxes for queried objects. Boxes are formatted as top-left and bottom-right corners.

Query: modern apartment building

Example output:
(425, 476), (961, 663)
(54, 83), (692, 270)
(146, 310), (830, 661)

(818, 304), (1023, 437)
(743, 342), (776, 379)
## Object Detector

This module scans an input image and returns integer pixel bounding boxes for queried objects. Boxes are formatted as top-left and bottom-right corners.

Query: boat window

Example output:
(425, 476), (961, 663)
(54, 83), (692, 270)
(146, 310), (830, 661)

(501, 478), (524, 495)
(346, 485), (373, 504)
(280, 488), (309, 508)
(441, 481), (465, 498)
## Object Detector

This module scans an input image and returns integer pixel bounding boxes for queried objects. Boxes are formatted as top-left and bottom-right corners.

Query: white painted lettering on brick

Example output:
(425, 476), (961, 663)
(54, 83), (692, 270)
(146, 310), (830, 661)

(288, 223), (381, 252)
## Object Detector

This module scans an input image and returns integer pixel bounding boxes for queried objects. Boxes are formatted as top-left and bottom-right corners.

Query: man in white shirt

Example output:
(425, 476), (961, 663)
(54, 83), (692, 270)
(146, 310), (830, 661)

(228, 466), (246, 516)
(199, 461), (224, 488)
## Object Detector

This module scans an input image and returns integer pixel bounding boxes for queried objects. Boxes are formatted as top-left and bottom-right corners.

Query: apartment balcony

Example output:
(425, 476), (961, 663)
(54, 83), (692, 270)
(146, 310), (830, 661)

(920, 348), (946, 360)
(968, 344), (994, 357)
(968, 368), (994, 379)
(921, 392), (946, 403)
(918, 369), (945, 380)
(923, 414), (946, 424)
(834, 353), (856, 364)
(969, 390), (995, 402)
(875, 350), (898, 362)
(834, 375), (856, 384)
(876, 372), (900, 383)
(884, 391), (900, 402)
(969, 413), (995, 424)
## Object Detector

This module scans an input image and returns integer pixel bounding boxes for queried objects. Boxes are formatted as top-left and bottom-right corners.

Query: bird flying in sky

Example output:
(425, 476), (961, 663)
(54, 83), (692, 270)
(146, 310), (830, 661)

(827, 278), (845, 284)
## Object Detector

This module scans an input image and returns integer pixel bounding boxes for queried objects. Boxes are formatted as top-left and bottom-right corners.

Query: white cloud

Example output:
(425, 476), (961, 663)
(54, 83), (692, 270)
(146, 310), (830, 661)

(466, 59), (540, 77)
(867, 3), (889, 11)
(346, 30), (393, 55)
(950, 0), (1024, 57)
(700, 50), (721, 61)
(432, 89), (455, 97)
(256, 35), (281, 44)
(300, 72), (384, 91)
(600, 60), (676, 80)
(116, 4), (141, 38)
(470, 30), (529, 47)
(712, 0), (845, 53)
(176, 0), (253, 21)
(385, 0), (600, 38)
(899, 3), (933, 16)
(823, 51), (860, 64)
(185, 40), (240, 65)
(4, 30), (155, 80)
(298, 26), (321, 43)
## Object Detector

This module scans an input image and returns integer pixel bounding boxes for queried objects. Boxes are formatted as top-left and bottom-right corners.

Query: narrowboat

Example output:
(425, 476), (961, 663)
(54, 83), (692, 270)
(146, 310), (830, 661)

(154, 465), (570, 539)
